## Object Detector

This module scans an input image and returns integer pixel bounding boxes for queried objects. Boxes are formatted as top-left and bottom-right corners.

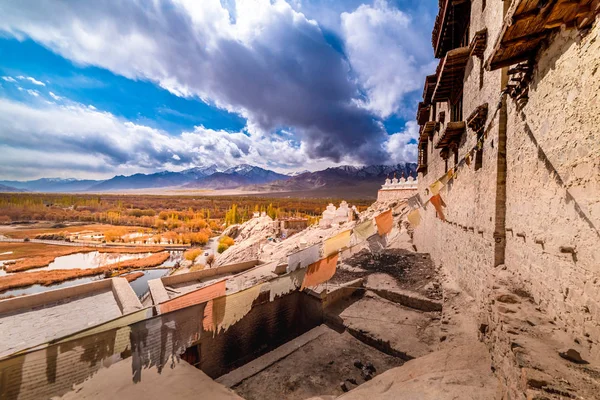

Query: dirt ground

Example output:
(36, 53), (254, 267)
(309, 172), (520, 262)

(330, 248), (440, 298)
(232, 328), (403, 400)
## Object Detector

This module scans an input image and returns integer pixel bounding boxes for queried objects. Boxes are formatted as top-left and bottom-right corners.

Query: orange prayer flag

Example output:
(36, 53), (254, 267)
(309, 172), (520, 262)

(374, 209), (393, 236)
(160, 279), (227, 314)
(429, 194), (446, 221)
(300, 254), (339, 290)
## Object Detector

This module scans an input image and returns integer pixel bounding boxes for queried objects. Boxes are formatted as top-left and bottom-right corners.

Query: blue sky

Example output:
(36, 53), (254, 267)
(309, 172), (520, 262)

(0, 0), (437, 180)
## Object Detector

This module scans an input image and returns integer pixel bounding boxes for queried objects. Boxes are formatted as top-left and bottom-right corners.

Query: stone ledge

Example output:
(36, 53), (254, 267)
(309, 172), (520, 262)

(111, 277), (143, 315)
(365, 286), (442, 312)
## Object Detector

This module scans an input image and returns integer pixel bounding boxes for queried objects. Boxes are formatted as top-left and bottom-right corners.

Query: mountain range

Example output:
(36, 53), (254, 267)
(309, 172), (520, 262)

(0, 163), (417, 197)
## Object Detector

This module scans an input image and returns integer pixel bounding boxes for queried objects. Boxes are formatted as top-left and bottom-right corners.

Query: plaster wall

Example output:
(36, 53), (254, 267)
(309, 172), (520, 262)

(414, 0), (505, 300)
(504, 21), (600, 351)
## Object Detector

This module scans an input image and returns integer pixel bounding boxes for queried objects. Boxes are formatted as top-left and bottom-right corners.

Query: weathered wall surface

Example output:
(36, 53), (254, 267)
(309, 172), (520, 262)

(414, 0), (505, 301)
(198, 291), (322, 378)
(0, 289), (323, 399)
(377, 189), (417, 202)
(504, 22), (600, 354)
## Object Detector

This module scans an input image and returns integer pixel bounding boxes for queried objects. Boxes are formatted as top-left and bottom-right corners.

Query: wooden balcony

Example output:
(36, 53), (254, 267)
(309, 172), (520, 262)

(423, 121), (439, 138)
(487, 0), (599, 70)
(431, 46), (471, 102)
(435, 121), (466, 149)
(422, 74), (438, 105)
(417, 102), (431, 125)
(432, 0), (471, 58)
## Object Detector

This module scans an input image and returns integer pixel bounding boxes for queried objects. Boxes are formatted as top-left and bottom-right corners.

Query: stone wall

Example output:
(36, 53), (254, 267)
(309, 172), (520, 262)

(504, 21), (600, 356)
(413, 0), (600, 394)
(376, 188), (417, 202)
(414, 0), (505, 302)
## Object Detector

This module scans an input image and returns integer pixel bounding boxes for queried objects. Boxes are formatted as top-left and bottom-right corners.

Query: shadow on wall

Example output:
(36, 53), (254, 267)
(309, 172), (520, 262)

(0, 292), (324, 399)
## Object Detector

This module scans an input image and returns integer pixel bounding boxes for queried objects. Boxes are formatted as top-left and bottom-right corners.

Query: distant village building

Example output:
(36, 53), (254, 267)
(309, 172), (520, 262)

(273, 217), (309, 238)
(319, 201), (357, 228)
(377, 174), (418, 202)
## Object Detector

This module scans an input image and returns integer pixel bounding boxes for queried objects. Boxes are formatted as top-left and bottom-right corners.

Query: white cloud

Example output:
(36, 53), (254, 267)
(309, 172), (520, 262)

(341, 0), (436, 118)
(384, 120), (419, 164)
(0, 0), (395, 164)
(0, 97), (352, 179)
(1, 76), (17, 83)
(24, 76), (45, 86)
(49, 91), (62, 101)
(26, 89), (39, 97)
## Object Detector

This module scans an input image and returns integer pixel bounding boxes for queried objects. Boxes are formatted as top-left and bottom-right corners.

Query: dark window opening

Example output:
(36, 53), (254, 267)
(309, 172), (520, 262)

(479, 61), (485, 90)
(454, 148), (459, 166)
(482, 0), (487, 12)
(461, 23), (470, 48)
(475, 133), (484, 171)
(450, 95), (463, 122)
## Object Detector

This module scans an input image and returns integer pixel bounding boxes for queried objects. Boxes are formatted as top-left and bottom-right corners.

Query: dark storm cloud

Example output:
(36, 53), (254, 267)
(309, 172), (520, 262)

(0, 0), (389, 164)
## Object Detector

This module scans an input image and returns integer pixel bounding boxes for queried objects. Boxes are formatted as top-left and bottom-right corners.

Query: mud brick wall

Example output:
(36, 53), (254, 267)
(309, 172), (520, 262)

(414, 0), (505, 302)
(198, 291), (323, 378)
(377, 188), (417, 202)
(0, 291), (323, 399)
(504, 22), (600, 356)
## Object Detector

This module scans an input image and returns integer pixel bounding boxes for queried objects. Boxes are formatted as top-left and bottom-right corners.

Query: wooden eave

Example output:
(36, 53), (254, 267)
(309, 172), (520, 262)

(417, 102), (431, 125)
(423, 121), (438, 138)
(466, 103), (488, 132)
(469, 28), (487, 58)
(431, 46), (471, 102)
(432, 0), (471, 58)
(422, 74), (438, 104)
(419, 128), (429, 145)
(486, 0), (599, 70)
(417, 163), (428, 173)
(435, 121), (466, 149)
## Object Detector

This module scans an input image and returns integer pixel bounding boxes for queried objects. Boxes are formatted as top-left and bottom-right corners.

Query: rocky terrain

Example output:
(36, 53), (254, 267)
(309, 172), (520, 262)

(216, 196), (600, 400)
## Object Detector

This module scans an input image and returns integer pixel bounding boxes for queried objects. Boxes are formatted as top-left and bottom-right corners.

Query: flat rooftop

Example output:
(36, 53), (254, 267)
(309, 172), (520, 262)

(0, 277), (142, 357)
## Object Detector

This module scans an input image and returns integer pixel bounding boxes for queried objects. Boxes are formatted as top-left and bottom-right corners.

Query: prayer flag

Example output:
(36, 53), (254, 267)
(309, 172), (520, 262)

(465, 153), (471, 166)
(207, 284), (263, 333)
(160, 279), (227, 314)
(367, 234), (387, 253)
(323, 230), (352, 257)
(439, 171), (450, 186)
(429, 180), (443, 195)
(407, 194), (424, 210)
(268, 268), (306, 302)
(287, 243), (321, 272)
(374, 209), (393, 236)
(300, 254), (339, 290)
(430, 194), (446, 221)
(407, 209), (421, 227)
(353, 219), (376, 241)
